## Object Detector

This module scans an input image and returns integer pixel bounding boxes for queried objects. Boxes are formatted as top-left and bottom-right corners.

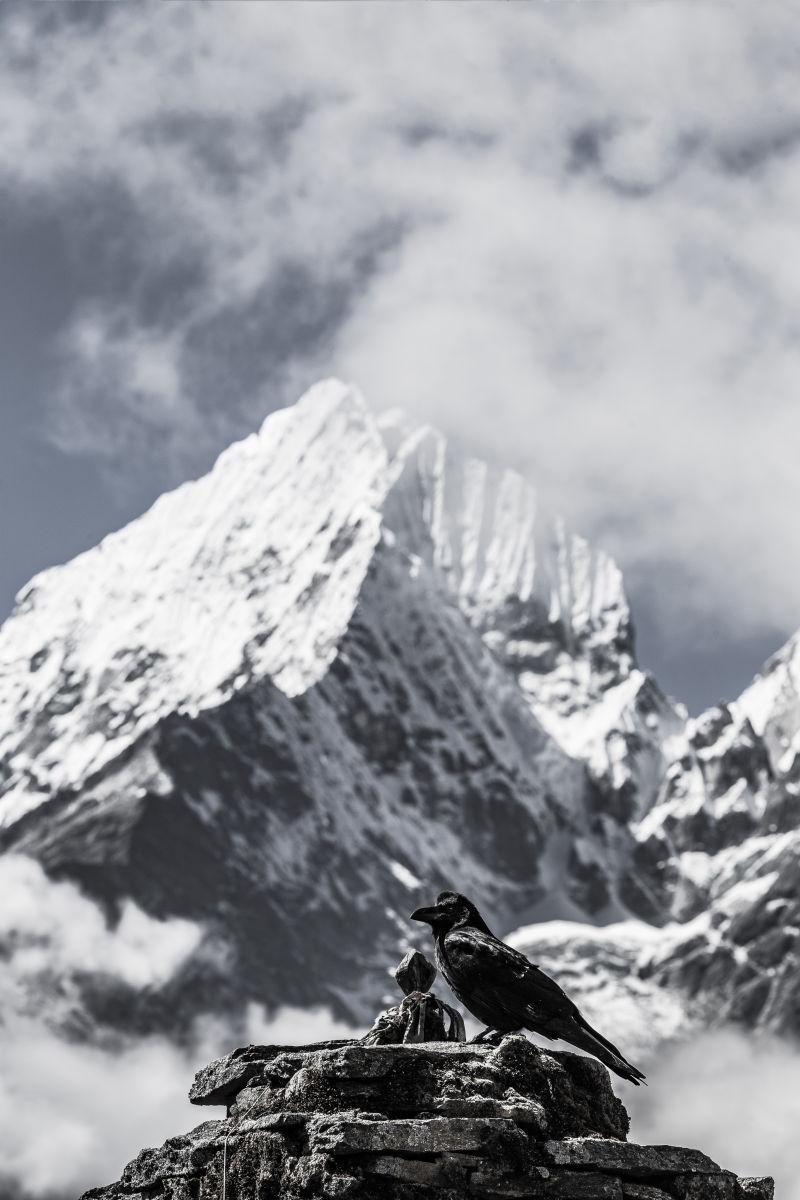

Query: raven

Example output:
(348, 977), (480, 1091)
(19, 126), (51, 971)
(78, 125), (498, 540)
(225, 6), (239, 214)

(411, 891), (645, 1086)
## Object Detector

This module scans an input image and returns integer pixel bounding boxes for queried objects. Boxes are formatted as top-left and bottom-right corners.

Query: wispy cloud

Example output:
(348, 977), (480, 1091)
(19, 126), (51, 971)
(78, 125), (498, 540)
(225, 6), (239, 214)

(1, 2), (799, 637)
(0, 853), (358, 1197)
(0, 854), (202, 1023)
(632, 1029), (800, 1200)
(0, 1005), (358, 1199)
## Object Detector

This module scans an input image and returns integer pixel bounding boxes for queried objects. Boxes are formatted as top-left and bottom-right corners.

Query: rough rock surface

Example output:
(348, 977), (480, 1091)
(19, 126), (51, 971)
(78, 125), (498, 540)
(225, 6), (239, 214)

(85, 1037), (773, 1200)
(513, 682), (800, 1045)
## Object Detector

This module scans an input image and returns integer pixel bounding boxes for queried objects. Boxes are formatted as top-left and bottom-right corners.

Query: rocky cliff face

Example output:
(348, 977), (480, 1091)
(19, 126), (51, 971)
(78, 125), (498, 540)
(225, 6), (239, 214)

(82, 1036), (773, 1200)
(512, 653), (800, 1044)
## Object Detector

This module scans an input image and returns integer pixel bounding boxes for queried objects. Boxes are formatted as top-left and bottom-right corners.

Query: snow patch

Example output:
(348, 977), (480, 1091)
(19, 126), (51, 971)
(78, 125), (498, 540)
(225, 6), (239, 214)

(389, 861), (423, 891)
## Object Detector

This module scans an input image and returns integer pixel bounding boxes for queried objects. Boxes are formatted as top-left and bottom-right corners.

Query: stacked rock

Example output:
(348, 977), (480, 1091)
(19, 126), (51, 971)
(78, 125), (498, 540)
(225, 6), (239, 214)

(362, 949), (466, 1044)
(84, 1038), (774, 1200)
(82, 953), (774, 1200)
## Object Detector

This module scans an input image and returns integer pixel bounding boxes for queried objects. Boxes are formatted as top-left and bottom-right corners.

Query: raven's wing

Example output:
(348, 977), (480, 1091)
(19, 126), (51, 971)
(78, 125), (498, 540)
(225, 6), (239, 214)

(445, 927), (647, 1085)
(444, 927), (576, 1029)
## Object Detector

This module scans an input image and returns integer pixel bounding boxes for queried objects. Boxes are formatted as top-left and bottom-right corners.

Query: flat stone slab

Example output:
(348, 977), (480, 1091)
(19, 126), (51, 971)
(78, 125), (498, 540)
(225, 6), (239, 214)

(671, 1175), (738, 1199)
(536, 1136), (720, 1175)
(620, 1184), (672, 1199)
(313, 1115), (526, 1157)
(189, 1039), (351, 1106)
(361, 1154), (469, 1188)
(738, 1180), (774, 1200)
(191, 1035), (629, 1141)
(471, 1167), (624, 1198)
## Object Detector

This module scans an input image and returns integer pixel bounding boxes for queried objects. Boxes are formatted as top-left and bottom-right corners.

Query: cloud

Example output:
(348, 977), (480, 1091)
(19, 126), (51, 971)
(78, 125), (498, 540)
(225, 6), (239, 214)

(0, 854), (202, 1009)
(1, 4), (800, 637)
(48, 310), (190, 467)
(0, 1017), (200, 1198)
(631, 1029), (800, 1200)
(0, 854), (358, 1197)
(0, 1004), (357, 1199)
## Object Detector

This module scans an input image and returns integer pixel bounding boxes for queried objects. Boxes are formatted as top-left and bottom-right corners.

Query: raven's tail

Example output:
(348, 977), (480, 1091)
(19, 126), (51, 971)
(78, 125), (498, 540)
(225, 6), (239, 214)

(556, 1013), (646, 1086)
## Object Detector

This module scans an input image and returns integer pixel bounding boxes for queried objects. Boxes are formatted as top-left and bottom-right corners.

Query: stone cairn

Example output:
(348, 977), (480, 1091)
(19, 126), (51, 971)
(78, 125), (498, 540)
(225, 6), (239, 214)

(83, 951), (773, 1200)
(362, 950), (466, 1045)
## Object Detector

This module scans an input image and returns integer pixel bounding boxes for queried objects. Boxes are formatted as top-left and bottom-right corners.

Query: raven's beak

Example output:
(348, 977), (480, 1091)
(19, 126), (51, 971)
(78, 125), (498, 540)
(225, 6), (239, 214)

(410, 904), (444, 924)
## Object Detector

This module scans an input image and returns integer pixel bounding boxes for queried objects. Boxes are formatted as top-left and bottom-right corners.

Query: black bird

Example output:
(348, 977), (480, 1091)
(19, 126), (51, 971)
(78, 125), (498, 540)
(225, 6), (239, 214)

(411, 891), (646, 1086)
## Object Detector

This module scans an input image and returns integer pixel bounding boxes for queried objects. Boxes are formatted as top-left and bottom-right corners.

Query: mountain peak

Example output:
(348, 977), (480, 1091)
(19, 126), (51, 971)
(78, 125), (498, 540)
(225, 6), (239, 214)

(735, 629), (800, 777)
(0, 380), (646, 867)
(0, 381), (388, 826)
(257, 376), (366, 437)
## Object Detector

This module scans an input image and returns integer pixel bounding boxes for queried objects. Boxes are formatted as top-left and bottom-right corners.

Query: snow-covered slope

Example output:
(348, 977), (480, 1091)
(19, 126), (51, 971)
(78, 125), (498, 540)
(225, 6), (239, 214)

(380, 414), (685, 832)
(507, 919), (694, 1058)
(514, 642), (800, 1047)
(0, 380), (660, 1032)
(0, 383), (391, 827)
(737, 633), (800, 784)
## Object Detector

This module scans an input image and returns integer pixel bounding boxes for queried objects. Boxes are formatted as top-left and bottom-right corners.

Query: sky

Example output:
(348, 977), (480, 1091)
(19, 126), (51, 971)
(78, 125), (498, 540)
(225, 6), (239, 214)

(1, 1), (799, 713)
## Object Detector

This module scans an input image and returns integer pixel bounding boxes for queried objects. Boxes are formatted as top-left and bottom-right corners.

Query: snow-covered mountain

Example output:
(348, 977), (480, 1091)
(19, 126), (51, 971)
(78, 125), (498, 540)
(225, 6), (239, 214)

(0, 381), (655, 1031)
(0, 379), (797, 1047)
(515, 644), (800, 1044)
